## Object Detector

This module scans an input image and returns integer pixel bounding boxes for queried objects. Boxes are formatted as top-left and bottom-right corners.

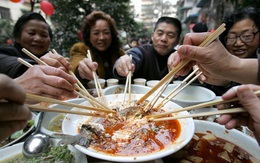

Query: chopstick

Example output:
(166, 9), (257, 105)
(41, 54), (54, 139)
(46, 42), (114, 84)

(149, 89), (260, 118)
(21, 48), (110, 110)
(123, 55), (132, 105)
(152, 107), (246, 121)
(26, 93), (115, 113)
(136, 23), (226, 104)
(27, 104), (106, 117)
(157, 70), (203, 109)
(87, 50), (108, 106)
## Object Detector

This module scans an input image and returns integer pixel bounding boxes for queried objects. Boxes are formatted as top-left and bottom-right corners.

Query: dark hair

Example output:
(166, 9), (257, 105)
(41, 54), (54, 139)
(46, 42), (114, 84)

(13, 12), (53, 41)
(219, 6), (260, 46)
(154, 16), (182, 38)
(81, 11), (121, 52)
(192, 22), (208, 32)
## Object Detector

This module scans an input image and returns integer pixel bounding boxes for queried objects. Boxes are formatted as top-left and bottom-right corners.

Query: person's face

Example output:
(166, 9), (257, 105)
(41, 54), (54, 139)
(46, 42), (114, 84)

(152, 22), (179, 56)
(16, 20), (51, 56)
(226, 19), (259, 58)
(130, 40), (138, 48)
(90, 19), (112, 52)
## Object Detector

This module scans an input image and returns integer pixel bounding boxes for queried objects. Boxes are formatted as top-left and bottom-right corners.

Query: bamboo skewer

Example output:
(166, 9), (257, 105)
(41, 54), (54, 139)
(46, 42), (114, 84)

(17, 58), (33, 68)
(149, 90), (260, 118)
(123, 55), (132, 105)
(87, 50), (108, 106)
(27, 104), (106, 117)
(156, 68), (200, 109)
(136, 23), (226, 104)
(152, 107), (246, 121)
(21, 48), (111, 110)
(26, 93), (115, 113)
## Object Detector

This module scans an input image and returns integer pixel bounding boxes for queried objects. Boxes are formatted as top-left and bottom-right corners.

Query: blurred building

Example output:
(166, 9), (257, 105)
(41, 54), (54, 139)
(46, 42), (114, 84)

(131, 0), (177, 31)
(176, 0), (243, 35)
(0, 0), (30, 22)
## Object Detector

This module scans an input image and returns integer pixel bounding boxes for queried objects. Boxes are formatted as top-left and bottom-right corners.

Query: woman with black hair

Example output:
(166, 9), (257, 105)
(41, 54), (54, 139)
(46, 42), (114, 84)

(0, 12), (77, 99)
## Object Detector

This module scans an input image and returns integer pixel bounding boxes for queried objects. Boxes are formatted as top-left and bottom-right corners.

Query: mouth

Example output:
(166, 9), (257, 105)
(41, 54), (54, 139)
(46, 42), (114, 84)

(233, 49), (246, 56)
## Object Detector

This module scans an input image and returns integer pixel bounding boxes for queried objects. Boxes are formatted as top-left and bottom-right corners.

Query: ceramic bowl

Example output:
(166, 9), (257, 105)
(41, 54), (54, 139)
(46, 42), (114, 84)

(162, 84), (216, 107)
(34, 98), (85, 136)
(146, 80), (160, 87)
(62, 94), (194, 162)
(103, 84), (151, 95)
(87, 78), (106, 89)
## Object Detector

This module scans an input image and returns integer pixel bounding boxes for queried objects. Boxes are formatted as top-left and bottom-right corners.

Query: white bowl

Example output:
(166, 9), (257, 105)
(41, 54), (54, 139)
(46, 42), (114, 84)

(62, 94), (194, 162)
(34, 98), (85, 136)
(103, 84), (151, 95)
(194, 120), (259, 160)
(87, 78), (106, 89)
(162, 84), (216, 107)
(146, 80), (160, 87)
(106, 78), (119, 87)
(0, 139), (88, 162)
(133, 78), (147, 85)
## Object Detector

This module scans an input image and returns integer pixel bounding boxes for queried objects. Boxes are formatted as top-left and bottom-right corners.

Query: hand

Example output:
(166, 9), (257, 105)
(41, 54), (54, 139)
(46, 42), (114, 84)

(217, 84), (260, 145)
(14, 65), (78, 100)
(115, 55), (135, 77)
(77, 58), (98, 80)
(40, 51), (73, 72)
(0, 74), (32, 141)
(168, 33), (240, 85)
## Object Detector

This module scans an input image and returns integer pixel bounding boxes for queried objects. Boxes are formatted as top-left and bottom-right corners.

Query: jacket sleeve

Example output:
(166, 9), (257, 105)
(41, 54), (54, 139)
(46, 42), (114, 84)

(69, 42), (88, 73)
(0, 53), (36, 78)
(112, 47), (143, 79)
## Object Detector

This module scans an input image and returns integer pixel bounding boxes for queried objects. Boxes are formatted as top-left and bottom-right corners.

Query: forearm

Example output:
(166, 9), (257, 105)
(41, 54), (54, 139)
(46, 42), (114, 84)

(225, 58), (259, 85)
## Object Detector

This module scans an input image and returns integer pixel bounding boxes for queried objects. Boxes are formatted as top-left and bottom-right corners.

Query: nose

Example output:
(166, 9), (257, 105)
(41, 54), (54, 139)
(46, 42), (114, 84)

(234, 36), (244, 46)
(98, 33), (105, 40)
(160, 34), (167, 42)
(34, 35), (43, 42)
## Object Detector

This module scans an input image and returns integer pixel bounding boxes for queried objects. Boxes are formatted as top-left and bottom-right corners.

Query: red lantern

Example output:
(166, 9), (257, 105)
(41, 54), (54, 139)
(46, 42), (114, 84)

(10, 0), (21, 3)
(40, 1), (54, 16)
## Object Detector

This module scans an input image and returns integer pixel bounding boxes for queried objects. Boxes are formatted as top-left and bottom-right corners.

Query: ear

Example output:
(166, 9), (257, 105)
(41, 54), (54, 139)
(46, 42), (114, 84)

(16, 38), (21, 44)
(151, 32), (154, 42)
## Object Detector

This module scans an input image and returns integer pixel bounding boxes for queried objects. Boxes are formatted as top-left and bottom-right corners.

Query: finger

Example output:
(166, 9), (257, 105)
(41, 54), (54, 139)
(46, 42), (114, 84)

(0, 103), (31, 121)
(0, 74), (26, 104)
(0, 120), (28, 142)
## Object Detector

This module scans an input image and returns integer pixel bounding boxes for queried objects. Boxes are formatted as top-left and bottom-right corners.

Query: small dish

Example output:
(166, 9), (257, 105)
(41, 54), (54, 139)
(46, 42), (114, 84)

(0, 139), (88, 163)
(87, 78), (106, 88)
(34, 98), (85, 136)
(162, 84), (216, 107)
(0, 112), (36, 149)
(103, 84), (151, 95)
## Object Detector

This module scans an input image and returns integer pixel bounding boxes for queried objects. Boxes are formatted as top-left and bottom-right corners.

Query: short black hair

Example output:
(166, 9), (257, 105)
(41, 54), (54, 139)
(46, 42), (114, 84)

(192, 22), (208, 32)
(154, 17), (182, 38)
(13, 12), (53, 40)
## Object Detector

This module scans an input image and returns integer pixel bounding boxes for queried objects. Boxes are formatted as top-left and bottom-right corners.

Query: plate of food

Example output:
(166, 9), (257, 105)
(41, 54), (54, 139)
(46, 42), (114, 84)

(163, 120), (260, 162)
(62, 94), (194, 162)
(0, 112), (36, 149)
(0, 138), (88, 163)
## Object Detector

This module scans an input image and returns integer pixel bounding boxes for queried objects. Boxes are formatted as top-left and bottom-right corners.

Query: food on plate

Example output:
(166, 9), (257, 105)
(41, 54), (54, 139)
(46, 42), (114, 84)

(163, 132), (258, 163)
(48, 114), (65, 132)
(0, 119), (34, 148)
(7, 145), (74, 163)
(72, 100), (181, 156)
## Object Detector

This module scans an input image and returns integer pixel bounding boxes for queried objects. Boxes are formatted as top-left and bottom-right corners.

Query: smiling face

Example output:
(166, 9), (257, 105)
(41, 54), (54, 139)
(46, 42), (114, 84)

(152, 22), (179, 56)
(226, 19), (259, 58)
(16, 20), (51, 56)
(90, 19), (112, 52)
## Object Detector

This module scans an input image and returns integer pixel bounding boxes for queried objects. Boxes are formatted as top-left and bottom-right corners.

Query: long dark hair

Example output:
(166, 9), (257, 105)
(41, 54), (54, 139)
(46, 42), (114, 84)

(219, 6), (260, 47)
(81, 11), (121, 53)
(13, 12), (53, 40)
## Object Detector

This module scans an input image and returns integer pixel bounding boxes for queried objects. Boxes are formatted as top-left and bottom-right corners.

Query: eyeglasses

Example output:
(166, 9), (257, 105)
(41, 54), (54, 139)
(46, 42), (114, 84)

(225, 30), (259, 45)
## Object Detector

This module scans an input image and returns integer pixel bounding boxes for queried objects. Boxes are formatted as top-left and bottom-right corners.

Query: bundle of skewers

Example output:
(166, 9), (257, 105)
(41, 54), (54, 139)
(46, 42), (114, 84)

(16, 23), (253, 122)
